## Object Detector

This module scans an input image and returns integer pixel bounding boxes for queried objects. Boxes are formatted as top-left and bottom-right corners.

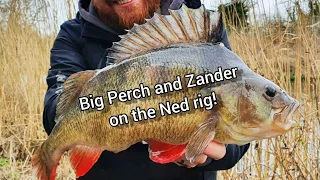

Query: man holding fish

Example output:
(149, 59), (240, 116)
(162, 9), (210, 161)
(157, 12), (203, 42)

(41, 0), (251, 179)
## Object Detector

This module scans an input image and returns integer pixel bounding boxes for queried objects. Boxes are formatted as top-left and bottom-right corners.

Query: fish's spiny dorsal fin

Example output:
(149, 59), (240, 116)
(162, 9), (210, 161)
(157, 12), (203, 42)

(55, 70), (96, 124)
(107, 5), (222, 61)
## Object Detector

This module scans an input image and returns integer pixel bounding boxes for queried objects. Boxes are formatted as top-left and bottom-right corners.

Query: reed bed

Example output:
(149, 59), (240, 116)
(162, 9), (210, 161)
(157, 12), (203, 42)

(0, 0), (319, 179)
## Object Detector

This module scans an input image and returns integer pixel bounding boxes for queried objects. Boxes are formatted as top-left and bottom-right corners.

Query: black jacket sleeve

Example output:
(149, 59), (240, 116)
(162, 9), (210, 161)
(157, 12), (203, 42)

(195, 144), (250, 171)
(43, 20), (87, 135)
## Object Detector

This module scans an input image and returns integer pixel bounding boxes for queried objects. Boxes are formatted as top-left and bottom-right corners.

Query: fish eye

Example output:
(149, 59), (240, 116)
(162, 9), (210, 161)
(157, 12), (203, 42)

(265, 85), (277, 98)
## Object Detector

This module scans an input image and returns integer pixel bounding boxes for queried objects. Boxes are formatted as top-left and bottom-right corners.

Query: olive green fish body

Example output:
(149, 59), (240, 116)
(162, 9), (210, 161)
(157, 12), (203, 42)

(53, 44), (224, 152)
(32, 6), (299, 180)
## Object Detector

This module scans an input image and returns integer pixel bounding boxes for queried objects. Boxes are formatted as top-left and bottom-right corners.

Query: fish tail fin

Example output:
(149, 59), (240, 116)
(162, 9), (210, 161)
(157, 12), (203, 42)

(69, 145), (103, 178)
(31, 143), (61, 180)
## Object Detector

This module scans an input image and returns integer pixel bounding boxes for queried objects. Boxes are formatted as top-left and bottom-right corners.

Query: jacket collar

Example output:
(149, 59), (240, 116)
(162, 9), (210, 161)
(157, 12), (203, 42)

(80, 19), (121, 42)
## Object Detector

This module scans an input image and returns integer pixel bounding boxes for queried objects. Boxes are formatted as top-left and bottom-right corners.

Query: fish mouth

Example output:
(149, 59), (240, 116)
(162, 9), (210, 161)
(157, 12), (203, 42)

(272, 100), (300, 131)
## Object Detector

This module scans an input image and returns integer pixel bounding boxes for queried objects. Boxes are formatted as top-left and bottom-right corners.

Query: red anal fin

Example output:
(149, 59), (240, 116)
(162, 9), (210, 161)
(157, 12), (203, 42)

(50, 166), (58, 180)
(148, 141), (187, 164)
(69, 145), (103, 178)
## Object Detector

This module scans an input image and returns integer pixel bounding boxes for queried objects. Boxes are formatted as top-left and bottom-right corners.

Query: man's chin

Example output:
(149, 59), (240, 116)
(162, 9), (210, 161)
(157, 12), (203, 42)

(117, 14), (147, 30)
(116, 3), (151, 29)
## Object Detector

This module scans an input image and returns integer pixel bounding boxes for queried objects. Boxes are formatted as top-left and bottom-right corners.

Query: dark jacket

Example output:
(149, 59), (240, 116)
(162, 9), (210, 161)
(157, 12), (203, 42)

(43, 0), (250, 179)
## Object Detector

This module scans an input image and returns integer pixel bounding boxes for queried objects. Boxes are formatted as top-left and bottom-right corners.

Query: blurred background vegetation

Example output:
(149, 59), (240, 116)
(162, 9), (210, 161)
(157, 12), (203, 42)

(0, 0), (319, 179)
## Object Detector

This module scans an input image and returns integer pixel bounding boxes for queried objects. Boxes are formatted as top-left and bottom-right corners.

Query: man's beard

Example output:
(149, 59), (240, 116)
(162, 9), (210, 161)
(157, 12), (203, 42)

(93, 0), (160, 31)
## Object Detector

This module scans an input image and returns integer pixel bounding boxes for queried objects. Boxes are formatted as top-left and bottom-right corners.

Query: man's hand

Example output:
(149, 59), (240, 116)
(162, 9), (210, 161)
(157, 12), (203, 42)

(173, 43), (227, 168)
(173, 141), (226, 168)
(174, 42), (227, 168)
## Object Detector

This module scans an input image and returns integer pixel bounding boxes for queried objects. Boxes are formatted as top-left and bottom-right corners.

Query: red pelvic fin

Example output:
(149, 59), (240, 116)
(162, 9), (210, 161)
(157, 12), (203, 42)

(148, 141), (187, 164)
(69, 145), (103, 178)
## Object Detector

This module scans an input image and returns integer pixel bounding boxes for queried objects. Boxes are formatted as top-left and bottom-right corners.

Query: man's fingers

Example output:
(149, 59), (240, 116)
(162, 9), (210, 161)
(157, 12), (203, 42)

(187, 163), (197, 168)
(186, 154), (209, 168)
(173, 161), (184, 167)
(174, 159), (197, 168)
(219, 42), (225, 47)
(173, 141), (226, 168)
(173, 154), (208, 168)
(204, 141), (226, 160)
(194, 154), (207, 164)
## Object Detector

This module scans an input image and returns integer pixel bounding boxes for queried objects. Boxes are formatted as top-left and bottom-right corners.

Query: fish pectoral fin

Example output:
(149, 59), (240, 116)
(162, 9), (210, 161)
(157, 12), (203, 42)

(148, 141), (187, 164)
(185, 117), (219, 163)
(55, 70), (96, 124)
(69, 145), (103, 178)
